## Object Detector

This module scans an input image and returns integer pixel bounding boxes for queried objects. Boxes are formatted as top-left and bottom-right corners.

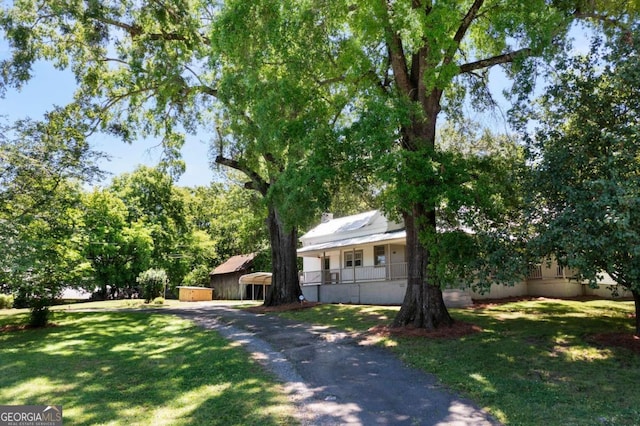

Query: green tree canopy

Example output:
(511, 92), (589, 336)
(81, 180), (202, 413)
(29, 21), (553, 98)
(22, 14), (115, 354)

(110, 166), (189, 285)
(2, 0), (637, 317)
(0, 0), (347, 306)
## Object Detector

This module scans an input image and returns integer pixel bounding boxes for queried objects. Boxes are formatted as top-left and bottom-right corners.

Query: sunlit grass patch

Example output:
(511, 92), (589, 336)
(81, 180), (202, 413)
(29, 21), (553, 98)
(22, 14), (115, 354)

(0, 310), (296, 425)
(277, 303), (399, 332)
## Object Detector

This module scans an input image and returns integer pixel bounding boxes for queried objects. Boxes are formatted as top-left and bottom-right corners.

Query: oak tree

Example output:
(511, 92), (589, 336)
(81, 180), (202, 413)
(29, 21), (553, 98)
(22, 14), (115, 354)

(340, 0), (634, 329)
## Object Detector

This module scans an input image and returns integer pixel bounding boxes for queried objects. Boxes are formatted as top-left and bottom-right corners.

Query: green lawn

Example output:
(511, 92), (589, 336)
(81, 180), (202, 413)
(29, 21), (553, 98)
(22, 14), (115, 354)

(278, 299), (640, 425)
(0, 309), (295, 426)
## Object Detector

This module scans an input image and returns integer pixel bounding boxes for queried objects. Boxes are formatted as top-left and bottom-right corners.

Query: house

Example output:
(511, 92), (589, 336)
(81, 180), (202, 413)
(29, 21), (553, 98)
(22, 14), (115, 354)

(297, 210), (472, 306)
(209, 253), (256, 299)
(297, 210), (631, 306)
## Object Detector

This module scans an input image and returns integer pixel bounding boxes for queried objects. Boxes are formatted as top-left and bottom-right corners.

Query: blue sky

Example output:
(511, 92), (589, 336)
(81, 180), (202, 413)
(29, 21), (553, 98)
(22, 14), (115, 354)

(0, 49), (214, 188)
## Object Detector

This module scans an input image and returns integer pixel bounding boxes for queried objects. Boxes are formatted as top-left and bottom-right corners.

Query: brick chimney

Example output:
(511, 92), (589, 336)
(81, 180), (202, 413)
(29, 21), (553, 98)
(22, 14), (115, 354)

(321, 212), (334, 223)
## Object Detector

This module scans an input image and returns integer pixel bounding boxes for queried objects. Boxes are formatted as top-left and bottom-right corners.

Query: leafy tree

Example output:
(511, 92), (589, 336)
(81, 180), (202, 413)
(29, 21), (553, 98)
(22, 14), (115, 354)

(110, 166), (190, 285)
(82, 189), (154, 299)
(181, 181), (272, 291)
(186, 182), (267, 265)
(10, 179), (90, 323)
(181, 264), (211, 288)
(212, 1), (348, 305)
(0, 116), (99, 325)
(528, 27), (640, 335)
(427, 125), (530, 296)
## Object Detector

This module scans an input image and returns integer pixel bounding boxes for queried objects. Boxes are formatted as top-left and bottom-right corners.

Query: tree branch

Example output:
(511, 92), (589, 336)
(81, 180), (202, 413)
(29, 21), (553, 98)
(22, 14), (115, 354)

(188, 84), (217, 97)
(573, 11), (629, 29)
(443, 0), (484, 69)
(454, 0), (485, 46)
(85, 14), (210, 44)
(459, 48), (531, 74)
(215, 155), (269, 196)
(382, 0), (412, 95)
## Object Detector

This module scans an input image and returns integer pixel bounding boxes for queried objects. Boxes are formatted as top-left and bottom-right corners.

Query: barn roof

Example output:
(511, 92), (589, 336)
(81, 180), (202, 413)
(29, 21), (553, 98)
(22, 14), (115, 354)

(210, 253), (256, 275)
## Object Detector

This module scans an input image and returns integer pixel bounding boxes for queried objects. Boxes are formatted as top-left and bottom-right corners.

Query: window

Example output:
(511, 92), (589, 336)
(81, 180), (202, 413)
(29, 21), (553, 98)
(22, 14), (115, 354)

(374, 245), (386, 266)
(344, 250), (363, 268)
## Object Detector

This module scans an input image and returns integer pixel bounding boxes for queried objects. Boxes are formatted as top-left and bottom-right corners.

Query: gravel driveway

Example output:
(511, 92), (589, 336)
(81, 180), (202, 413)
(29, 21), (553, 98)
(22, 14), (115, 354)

(164, 303), (500, 426)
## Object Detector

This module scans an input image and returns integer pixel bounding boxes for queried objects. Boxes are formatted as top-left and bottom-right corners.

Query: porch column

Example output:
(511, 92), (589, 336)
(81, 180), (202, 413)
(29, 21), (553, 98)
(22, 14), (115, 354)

(387, 243), (391, 280)
(352, 248), (356, 283)
(339, 248), (343, 284)
(322, 251), (326, 285)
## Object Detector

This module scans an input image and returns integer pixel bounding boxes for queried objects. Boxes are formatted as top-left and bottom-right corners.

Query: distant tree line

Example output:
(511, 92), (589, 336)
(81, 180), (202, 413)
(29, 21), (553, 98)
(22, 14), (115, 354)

(0, 126), (270, 323)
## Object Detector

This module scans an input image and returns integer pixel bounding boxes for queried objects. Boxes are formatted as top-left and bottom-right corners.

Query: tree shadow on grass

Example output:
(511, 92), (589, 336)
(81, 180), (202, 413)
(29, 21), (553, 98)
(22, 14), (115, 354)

(0, 311), (294, 425)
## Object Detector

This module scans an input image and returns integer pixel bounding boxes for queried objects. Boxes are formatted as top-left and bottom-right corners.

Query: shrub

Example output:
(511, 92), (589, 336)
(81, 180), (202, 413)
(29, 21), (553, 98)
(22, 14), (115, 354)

(152, 297), (165, 305)
(137, 269), (169, 303)
(0, 294), (14, 309)
(29, 298), (51, 328)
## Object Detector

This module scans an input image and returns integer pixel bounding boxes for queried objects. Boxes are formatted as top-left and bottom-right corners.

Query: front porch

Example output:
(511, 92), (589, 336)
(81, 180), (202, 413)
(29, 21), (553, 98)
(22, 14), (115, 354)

(299, 263), (472, 307)
(300, 262), (409, 285)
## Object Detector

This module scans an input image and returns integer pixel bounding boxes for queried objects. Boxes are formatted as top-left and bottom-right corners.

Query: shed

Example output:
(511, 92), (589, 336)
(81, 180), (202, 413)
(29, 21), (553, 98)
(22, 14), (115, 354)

(238, 272), (272, 301)
(209, 253), (256, 299)
(176, 286), (213, 302)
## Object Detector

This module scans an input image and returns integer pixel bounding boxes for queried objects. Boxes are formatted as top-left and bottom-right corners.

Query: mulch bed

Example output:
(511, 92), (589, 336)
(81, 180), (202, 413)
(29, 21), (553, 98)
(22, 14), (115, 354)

(368, 321), (483, 339)
(588, 332), (640, 354)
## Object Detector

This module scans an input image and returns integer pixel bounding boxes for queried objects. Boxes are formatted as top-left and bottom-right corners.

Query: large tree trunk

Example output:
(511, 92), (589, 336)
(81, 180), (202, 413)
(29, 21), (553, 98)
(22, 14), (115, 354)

(393, 205), (453, 329)
(264, 206), (302, 306)
(633, 290), (640, 337)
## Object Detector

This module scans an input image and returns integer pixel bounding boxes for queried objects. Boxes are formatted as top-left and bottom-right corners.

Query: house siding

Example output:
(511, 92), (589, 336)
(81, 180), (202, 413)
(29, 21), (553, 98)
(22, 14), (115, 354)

(471, 282), (529, 300)
(301, 280), (472, 308)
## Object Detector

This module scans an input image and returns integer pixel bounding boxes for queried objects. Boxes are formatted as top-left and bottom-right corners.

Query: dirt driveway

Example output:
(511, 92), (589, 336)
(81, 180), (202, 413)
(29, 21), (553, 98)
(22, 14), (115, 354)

(165, 303), (500, 426)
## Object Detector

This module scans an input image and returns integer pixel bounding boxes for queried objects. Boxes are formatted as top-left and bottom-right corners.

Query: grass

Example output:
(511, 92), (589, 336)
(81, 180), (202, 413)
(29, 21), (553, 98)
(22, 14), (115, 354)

(0, 299), (261, 316)
(277, 299), (640, 425)
(0, 308), (295, 426)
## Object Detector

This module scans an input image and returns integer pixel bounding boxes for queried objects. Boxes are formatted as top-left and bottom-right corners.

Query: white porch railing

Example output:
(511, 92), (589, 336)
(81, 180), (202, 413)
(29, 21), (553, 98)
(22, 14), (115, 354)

(301, 262), (408, 285)
(528, 264), (542, 279)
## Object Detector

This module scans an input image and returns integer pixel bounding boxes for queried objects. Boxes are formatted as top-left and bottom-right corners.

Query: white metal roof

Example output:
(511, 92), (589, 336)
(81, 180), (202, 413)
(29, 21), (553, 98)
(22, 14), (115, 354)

(300, 210), (379, 241)
(238, 272), (272, 285)
(297, 229), (406, 255)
